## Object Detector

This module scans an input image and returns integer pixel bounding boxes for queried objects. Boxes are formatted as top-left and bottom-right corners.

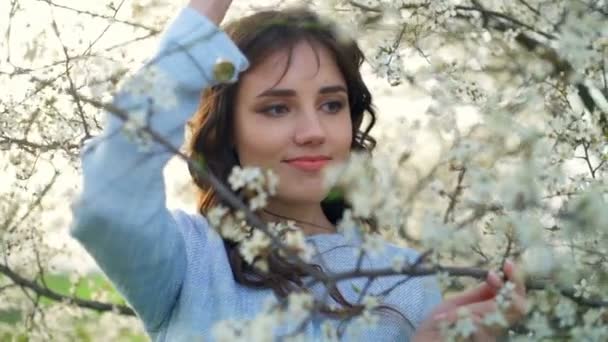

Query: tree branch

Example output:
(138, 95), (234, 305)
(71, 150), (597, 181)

(0, 135), (79, 153)
(0, 263), (135, 316)
(329, 264), (608, 308)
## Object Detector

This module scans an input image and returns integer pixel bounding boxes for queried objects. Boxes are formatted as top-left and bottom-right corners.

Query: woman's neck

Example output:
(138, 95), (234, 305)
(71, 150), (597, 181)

(260, 200), (337, 236)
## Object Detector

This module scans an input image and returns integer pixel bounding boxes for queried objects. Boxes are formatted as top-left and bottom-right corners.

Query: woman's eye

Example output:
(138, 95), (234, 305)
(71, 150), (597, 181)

(261, 104), (289, 117)
(322, 101), (344, 113)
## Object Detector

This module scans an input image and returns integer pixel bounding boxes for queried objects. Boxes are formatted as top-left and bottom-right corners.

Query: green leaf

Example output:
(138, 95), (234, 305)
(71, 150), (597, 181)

(323, 188), (343, 203)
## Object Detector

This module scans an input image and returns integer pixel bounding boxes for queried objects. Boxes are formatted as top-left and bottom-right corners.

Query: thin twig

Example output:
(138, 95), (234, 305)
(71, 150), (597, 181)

(36, 0), (159, 33)
(443, 166), (466, 223)
(582, 141), (597, 179)
(7, 171), (59, 234)
(49, 15), (91, 140)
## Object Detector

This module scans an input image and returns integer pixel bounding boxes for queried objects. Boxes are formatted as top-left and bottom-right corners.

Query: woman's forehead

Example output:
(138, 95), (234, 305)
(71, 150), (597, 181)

(239, 41), (345, 93)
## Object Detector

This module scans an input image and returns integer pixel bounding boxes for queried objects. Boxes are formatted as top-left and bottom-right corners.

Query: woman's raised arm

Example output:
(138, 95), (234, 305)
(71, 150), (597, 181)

(69, 2), (248, 333)
(189, 0), (232, 26)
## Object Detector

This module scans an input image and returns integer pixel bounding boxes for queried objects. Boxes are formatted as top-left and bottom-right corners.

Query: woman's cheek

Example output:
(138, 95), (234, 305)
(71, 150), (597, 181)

(239, 119), (291, 167)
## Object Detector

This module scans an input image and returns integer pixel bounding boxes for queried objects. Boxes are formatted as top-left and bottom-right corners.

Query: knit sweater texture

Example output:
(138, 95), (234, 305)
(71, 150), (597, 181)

(69, 7), (442, 341)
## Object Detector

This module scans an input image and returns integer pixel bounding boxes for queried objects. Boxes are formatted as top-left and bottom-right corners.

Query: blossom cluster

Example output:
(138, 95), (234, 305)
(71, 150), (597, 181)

(228, 165), (279, 211)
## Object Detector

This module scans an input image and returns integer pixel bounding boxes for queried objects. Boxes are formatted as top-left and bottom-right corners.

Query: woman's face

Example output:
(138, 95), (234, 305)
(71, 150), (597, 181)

(234, 40), (352, 205)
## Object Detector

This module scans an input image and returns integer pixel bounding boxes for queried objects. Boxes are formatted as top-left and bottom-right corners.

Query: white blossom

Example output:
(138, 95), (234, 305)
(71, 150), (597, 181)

(287, 292), (314, 321)
(362, 295), (380, 310)
(361, 234), (386, 256)
(573, 278), (593, 299)
(228, 166), (263, 191)
(482, 310), (508, 328)
(239, 230), (272, 266)
(522, 245), (555, 277)
(496, 281), (516, 310)
(212, 320), (242, 342)
(453, 307), (477, 338)
(391, 254), (408, 272)
(526, 311), (553, 339)
(554, 299), (577, 327)
(207, 205), (229, 228)
(249, 192), (268, 211)
(337, 209), (360, 242)
(228, 166), (278, 211)
(283, 229), (314, 262)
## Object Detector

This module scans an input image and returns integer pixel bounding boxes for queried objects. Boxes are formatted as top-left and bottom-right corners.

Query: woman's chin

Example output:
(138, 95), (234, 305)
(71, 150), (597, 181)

(274, 190), (326, 205)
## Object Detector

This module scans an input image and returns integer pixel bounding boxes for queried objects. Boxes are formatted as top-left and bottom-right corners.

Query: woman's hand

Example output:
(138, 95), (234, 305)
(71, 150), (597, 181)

(189, 0), (233, 25)
(413, 260), (528, 342)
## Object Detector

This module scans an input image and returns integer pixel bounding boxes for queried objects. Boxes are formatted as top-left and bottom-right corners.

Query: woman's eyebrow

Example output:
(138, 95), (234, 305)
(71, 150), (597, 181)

(257, 88), (296, 98)
(319, 85), (347, 95)
(256, 85), (347, 98)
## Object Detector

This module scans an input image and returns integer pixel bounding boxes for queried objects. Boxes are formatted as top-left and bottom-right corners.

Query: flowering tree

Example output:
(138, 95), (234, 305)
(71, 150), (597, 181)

(1, 0), (607, 340)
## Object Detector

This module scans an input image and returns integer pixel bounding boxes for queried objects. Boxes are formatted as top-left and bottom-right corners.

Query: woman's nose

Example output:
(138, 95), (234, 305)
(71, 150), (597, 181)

(293, 110), (326, 146)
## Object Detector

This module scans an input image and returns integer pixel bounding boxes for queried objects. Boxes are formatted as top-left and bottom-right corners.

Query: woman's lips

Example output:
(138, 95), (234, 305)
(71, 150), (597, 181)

(285, 159), (330, 172)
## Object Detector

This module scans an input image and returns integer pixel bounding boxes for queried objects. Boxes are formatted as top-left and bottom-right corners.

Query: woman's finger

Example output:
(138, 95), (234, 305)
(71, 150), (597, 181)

(440, 283), (495, 308)
(441, 310), (502, 342)
(434, 294), (527, 327)
(486, 270), (503, 289)
(503, 293), (529, 322)
(440, 272), (502, 309)
(503, 260), (526, 296)
(433, 299), (497, 324)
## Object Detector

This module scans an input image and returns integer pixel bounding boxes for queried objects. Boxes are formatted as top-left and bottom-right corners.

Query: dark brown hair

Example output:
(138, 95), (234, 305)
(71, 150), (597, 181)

(187, 7), (412, 333)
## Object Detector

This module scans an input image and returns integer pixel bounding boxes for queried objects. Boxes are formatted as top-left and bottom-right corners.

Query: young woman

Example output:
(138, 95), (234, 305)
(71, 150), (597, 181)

(70, 0), (527, 340)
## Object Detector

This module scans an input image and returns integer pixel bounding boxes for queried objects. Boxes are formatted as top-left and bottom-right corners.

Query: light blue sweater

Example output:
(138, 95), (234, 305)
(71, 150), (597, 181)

(69, 7), (441, 341)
